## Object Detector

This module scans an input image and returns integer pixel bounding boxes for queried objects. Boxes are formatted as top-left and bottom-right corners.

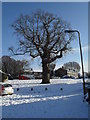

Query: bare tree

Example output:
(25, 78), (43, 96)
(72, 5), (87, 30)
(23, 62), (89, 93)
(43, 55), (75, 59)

(9, 10), (75, 83)
(63, 61), (80, 72)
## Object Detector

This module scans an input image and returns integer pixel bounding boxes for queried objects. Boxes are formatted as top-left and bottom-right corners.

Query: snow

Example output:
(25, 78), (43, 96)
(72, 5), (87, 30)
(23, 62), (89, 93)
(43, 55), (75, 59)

(0, 79), (88, 118)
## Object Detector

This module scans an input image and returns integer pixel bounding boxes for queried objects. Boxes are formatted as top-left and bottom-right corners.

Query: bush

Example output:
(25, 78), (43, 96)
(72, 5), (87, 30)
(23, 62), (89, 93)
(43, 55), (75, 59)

(2, 73), (8, 82)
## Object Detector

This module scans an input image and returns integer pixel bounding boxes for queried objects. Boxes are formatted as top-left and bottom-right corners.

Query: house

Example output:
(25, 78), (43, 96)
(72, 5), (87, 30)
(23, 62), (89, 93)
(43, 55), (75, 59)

(19, 70), (42, 80)
(67, 70), (79, 78)
(33, 71), (42, 79)
(54, 67), (79, 78)
(55, 68), (67, 77)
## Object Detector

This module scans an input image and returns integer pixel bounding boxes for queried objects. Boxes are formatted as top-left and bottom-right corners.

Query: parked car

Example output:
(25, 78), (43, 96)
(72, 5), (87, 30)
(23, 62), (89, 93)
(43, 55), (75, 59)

(62, 75), (70, 79)
(0, 83), (14, 96)
(62, 75), (75, 79)
(19, 74), (35, 80)
(70, 76), (75, 79)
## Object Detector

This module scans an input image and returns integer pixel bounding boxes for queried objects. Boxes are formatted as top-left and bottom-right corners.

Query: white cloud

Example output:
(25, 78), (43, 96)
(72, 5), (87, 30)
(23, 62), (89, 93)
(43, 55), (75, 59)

(72, 45), (88, 53)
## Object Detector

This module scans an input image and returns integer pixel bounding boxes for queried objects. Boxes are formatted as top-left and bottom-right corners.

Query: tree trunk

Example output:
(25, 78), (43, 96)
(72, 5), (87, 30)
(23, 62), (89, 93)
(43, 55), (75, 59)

(41, 60), (50, 84)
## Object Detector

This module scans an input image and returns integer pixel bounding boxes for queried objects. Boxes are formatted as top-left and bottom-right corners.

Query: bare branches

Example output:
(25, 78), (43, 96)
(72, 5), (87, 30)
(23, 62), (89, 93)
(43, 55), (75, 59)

(9, 47), (30, 56)
(30, 52), (39, 58)
(48, 51), (62, 63)
(10, 10), (75, 63)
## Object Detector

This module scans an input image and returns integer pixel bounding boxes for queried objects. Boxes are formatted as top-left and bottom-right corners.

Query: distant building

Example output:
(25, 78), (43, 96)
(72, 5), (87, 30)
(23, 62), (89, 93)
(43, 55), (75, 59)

(33, 72), (42, 79)
(67, 70), (79, 78)
(54, 67), (80, 78)
(22, 70), (42, 79)
(84, 72), (88, 78)
(55, 68), (67, 77)
(79, 72), (88, 78)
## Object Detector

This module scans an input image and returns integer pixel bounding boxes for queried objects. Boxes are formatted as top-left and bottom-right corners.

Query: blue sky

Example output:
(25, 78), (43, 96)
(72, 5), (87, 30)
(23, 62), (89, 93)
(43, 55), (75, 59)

(2, 2), (88, 72)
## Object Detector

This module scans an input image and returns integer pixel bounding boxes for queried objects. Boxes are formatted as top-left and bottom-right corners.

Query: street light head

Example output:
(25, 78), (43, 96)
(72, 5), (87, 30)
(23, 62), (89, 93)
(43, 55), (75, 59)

(65, 30), (79, 34)
(64, 30), (74, 33)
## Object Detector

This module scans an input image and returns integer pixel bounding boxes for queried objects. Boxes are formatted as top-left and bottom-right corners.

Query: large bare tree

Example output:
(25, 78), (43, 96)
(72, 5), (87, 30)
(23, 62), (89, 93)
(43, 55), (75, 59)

(9, 10), (74, 83)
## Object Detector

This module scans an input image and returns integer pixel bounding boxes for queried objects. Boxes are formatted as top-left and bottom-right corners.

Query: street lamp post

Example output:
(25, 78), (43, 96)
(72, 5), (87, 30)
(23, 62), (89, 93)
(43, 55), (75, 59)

(65, 30), (86, 96)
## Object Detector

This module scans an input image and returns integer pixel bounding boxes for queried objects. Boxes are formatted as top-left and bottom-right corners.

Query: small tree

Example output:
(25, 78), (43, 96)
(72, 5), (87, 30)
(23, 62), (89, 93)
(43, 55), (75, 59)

(9, 10), (75, 83)
(1, 56), (29, 78)
(63, 61), (80, 72)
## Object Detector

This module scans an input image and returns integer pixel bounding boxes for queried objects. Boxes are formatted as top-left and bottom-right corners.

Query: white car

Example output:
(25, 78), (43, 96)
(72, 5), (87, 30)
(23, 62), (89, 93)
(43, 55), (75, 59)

(0, 83), (14, 96)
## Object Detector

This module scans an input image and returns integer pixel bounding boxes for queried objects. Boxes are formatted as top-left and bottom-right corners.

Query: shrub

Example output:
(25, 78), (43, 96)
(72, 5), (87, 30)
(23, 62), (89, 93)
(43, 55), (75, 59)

(2, 73), (8, 82)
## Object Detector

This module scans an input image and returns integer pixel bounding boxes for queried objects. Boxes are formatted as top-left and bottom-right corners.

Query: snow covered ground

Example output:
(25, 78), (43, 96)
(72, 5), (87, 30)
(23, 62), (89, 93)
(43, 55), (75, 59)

(0, 79), (89, 118)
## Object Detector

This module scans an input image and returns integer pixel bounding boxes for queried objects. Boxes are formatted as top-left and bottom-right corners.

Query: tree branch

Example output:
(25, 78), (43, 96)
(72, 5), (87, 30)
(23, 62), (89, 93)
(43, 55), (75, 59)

(9, 47), (30, 56)
(30, 52), (39, 58)
(48, 50), (62, 63)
